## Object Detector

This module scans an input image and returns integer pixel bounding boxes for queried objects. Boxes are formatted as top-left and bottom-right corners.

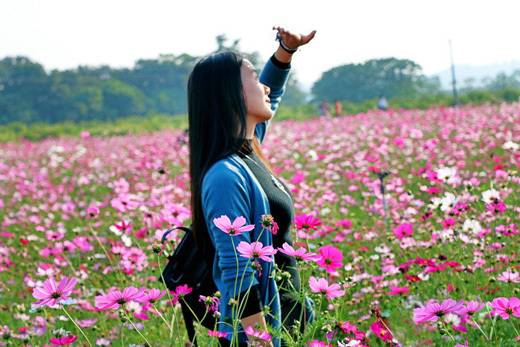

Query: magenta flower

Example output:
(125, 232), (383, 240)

(49, 334), (78, 346)
(174, 284), (193, 298)
(208, 330), (228, 338)
(369, 320), (393, 342)
(236, 241), (277, 262)
(316, 245), (343, 273)
(388, 285), (410, 296)
(199, 295), (220, 313)
(490, 297), (520, 319)
(277, 242), (321, 262)
(462, 301), (485, 316)
(309, 276), (345, 300)
(393, 223), (414, 239)
(141, 288), (166, 303)
(32, 276), (77, 308)
(413, 299), (465, 324)
(295, 214), (321, 231)
(94, 287), (145, 311)
(244, 326), (272, 341)
(308, 340), (332, 347)
(213, 215), (254, 236)
(86, 205), (99, 218)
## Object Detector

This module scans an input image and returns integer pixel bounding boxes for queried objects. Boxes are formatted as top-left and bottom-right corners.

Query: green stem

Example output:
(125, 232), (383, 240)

(61, 306), (93, 347)
(471, 318), (489, 341)
(509, 319), (520, 338)
(152, 304), (172, 330)
(123, 311), (152, 346)
(120, 322), (124, 347)
(441, 321), (456, 341)
(88, 222), (126, 283)
(155, 252), (176, 338)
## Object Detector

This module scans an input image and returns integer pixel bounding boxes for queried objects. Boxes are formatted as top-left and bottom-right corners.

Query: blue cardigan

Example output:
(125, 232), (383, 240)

(201, 57), (313, 345)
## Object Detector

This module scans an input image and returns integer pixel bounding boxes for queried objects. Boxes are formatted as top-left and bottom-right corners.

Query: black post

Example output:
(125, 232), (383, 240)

(449, 39), (459, 107)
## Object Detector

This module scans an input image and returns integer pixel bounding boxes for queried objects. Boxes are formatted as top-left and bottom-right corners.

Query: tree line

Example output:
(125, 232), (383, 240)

(1, 34), (519, 125)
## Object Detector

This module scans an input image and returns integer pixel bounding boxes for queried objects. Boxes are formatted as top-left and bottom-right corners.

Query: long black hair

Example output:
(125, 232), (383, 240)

(187, 50), (272, 258)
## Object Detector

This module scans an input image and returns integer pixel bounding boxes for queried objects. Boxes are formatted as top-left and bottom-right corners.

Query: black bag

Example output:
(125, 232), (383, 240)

(159, 226), (217, 345)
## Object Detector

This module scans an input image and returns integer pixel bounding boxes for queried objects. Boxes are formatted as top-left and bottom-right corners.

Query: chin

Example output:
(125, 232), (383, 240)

(254, 109), (273, 123)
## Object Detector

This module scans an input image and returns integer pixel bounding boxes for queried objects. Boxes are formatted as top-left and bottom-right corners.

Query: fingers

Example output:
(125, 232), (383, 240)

(302, 30), (317, 43)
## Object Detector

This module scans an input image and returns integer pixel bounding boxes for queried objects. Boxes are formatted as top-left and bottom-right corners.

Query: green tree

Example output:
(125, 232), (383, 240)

(311, 57), (440, 102)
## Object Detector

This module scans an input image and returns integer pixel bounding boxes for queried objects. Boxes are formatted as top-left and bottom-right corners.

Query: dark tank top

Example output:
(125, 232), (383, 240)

(237, 141), (301, 292)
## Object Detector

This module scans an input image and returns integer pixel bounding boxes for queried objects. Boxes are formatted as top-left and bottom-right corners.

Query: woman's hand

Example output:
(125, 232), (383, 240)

(272, 26), (317, 50)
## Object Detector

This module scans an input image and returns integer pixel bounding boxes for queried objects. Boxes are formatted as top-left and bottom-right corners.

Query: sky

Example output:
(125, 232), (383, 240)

(1, 0), (520, 90)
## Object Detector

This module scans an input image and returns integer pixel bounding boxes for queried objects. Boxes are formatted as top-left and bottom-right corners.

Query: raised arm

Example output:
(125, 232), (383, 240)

(255, 26), (317, 144)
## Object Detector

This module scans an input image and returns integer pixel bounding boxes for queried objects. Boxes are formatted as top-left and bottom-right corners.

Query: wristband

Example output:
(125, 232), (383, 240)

(275, 32), (298, 54)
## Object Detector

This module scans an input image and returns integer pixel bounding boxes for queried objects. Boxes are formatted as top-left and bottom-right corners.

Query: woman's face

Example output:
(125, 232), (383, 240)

(240, 59), (272, 123)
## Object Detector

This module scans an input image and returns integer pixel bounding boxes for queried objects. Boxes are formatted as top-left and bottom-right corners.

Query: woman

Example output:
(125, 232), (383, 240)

(188, 26), (316, 347)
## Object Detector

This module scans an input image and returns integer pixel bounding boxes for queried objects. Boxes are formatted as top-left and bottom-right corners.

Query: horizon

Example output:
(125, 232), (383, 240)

(2, 0), (520, 90)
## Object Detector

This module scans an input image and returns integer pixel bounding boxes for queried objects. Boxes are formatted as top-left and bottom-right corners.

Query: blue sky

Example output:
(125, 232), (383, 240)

(1, 0), (519, 90)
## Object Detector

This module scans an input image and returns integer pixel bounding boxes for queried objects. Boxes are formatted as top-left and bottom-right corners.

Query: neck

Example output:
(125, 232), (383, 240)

(246, 117), (257, 140)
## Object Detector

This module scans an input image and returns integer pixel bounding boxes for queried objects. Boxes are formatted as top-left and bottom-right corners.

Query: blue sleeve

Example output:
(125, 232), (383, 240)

(201, 162), (260, 299)
(255, 56), (291, 144)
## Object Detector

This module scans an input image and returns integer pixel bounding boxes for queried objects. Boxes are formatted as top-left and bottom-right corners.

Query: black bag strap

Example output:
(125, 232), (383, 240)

(161, 226), (192, 244)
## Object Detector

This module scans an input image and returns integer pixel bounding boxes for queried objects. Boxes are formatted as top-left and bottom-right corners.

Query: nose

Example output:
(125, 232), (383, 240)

(263, 84), (270, 95)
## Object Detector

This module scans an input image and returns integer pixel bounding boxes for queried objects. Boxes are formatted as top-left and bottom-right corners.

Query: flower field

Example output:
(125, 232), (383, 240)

(0, 103), (518, 346)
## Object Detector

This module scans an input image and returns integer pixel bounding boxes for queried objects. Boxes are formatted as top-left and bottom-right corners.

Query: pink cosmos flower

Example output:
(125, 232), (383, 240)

(213, 215), (255, 236)
(388, 286), (410, 296)
(413, 299), (465, 324)
(462, 301), (485, 316)
(208, 330), (228, 338)
(77, 318), (97, 328)
(294, 214), (321, 231)
(369, 320), (393, 342)
(308, 340), (332, 347)
(277, 242), (321, 262)
(236, 241), (277, 262)
(86, 206), (99, 218)
(174, 284), (193, 298)
(490, 297), (520, 319)
(316, 245), (343, 273)
(95, 286), (145, 311)
(393, 223), (413, 239)
(309, 276), (345, 300)
(141, 288), (166, 303)
(32, 276), (77, 308)
(497, 269), (520, 283)
(199, 295), (220, 313)
(244, 326), (271, 341)
(49, 335), (77, 346)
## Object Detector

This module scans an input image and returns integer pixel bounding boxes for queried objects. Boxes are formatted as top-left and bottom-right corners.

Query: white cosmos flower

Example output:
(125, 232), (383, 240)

(440, 192), (458, 212)
(444, 313), (461, 326)
(503, 140), (518, 151)
(121, 234), (132, 247)
(109, 225), (123, 236)
(437, 167), (457, 183)
(481, 188), (500, 204)
(462, 219), (482, 234)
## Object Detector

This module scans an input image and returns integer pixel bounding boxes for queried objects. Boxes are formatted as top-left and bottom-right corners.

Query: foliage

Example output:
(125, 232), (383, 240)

(311, 57), (442, 102)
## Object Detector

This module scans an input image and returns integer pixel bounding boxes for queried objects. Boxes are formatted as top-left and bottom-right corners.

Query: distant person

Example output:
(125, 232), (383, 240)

(334, 99), (342, 117)
(377, 95), (388, 111)
(320, 100), (331, 117)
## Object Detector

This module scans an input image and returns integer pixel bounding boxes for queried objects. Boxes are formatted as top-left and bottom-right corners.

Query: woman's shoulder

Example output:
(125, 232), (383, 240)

(202, 155), (249, 191)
